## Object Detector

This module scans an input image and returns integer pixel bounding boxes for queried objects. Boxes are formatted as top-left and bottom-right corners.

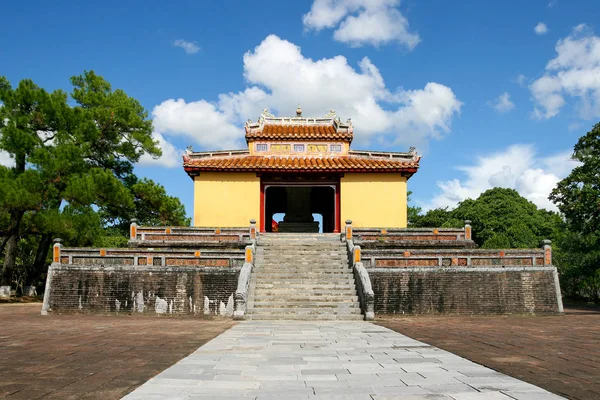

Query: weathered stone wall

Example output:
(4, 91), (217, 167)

(370, 267), (560, 315)
(43, 264), (239, 317)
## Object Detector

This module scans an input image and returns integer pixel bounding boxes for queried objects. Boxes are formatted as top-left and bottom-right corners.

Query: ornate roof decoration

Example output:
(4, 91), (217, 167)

(245, 109), (353, 142)
(183, 150), (419, 177)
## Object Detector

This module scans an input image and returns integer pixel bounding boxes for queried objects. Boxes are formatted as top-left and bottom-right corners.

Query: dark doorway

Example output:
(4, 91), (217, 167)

(263, 185), (336, 233)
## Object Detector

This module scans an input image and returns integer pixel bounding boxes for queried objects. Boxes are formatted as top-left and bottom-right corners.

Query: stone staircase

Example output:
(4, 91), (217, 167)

(246, 233), (363, 320)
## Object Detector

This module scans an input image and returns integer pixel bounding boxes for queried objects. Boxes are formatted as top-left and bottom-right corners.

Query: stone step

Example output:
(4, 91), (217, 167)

(248, 307), (362, 315)
(257, 254), (347, 258)
(252, 265), (352, 274)
(253, 278), (355, 285)
(250, 283), (356, 296)
(247, 313), (364, 321)
(253, 295), (359, 302)
(257, 260), (348, 264)
(254, 270), (352, 275)
(251, 301), (360, 308)
(259, 260), (348, 263)
(258, 243), (344, 248)
(251, 283), (356, 296)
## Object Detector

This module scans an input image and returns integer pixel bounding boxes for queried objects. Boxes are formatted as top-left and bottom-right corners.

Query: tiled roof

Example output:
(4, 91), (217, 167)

(184, 154), (419, 175)
(245, 124), (353, 141)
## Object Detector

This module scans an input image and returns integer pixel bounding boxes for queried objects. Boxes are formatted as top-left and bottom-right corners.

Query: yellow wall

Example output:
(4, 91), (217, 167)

(341, 173), (407, 228)
(194, 172), (259, 227)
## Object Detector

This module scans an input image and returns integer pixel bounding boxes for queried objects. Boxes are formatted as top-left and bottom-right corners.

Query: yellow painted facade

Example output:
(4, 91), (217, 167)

(340, 173), (407, 228)
(193, 172), (259, 227)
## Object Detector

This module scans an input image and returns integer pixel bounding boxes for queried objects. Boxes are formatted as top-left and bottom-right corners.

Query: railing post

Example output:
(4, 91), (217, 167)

(245, 245), (254, 264)
(543, 239), (552, 265)
(249, 219), (257, 240)
(345, 219), (353, 241)
(353, 245), (361, 264)
(53, 238), (62, 263)
(130, 219), (138, 241)
(464, 220), (472, 241)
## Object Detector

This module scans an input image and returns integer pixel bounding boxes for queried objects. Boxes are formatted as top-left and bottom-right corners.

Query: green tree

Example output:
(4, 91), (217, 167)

(411, 188), (563, 248)
(0, 71), (162, 289)
(407, 190), (421, 226)
(550, 122), (600, 302)
(550, 122), (600, 234)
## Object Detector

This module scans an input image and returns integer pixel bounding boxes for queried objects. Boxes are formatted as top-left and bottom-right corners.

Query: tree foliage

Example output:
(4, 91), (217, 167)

(0, 72), (189, 292)
(412, 188), (563, 248)
(550, 122), (600, 302)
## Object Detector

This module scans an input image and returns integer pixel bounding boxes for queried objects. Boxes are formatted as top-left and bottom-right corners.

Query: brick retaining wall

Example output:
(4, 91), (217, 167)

(370, 267), (560, 315)
(43, 264), (239, 317)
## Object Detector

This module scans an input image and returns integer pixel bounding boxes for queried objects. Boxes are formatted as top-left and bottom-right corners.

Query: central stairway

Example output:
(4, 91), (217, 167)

(246, 233), (363, 320)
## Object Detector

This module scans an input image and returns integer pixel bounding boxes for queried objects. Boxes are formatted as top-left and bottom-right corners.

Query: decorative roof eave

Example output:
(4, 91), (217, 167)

(183, 154), (420, 181)
(184, 165), (418, 176)
(244, 109), (354, 143)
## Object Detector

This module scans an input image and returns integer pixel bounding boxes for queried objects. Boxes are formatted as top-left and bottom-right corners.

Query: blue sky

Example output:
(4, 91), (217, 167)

(2, 0), (598, 217)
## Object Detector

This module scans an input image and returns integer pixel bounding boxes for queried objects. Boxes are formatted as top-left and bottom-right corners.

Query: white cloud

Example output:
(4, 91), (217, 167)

(152, 35), (462, 150)
(173, 39), (200, 54)
(530, 24), (600, 119)
(423, 145), (579, 212)
(0, 150), (14, 167)
(138, 132), (182, 168)
(303, 0), (420, 49)
(489, 92), (515, 113)
(516, 74), (527, 87)
(535, 22), (548, 35)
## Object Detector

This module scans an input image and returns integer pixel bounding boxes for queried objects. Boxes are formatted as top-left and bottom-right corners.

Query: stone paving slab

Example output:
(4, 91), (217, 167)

(378, 305), (600, 400)
(0, 303), (235, 399)
(123, 321), (564, 400)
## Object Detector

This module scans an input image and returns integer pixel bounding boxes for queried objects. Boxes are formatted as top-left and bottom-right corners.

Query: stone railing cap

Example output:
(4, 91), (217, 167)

(130, 218), (138, 223)
(53, 238), (62, 244)
(345, 220), (353, 224)
(464, 220), (471, 225)
(542, 239), (552, 245)
(250, 219), (256, 224)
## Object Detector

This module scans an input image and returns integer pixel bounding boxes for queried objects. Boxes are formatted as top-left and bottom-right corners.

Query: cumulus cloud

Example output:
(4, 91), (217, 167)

(423, 145), (579, 212)
(153, 35), (462, 150)
(530, 24), (600, 119)
(516, 74), (527, 87)
(173, 39), (200, 54)
(303, 0), (420, 49)
(489, 92), (515, 113)
(0, 150), (14, 167)
(138, 132), (183, 168)
(535, 22), (548, 35)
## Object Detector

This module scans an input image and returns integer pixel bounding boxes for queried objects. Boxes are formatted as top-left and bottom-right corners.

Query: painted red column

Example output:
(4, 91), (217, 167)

(334, 181), (341, 233)
(259, 182), (265, 232)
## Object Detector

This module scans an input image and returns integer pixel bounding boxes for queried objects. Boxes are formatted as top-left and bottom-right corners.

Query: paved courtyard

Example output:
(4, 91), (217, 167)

(0, 304), (234, 399)
(124, 321), (563, 400)
(378, 306), (600, 400)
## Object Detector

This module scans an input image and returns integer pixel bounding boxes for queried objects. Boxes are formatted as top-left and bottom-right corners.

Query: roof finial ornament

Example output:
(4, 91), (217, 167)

(296, 104), (302, 117)
(185, 145), (194, 154)
(325, 109), (337, 118)
(260, 109), (275, 119)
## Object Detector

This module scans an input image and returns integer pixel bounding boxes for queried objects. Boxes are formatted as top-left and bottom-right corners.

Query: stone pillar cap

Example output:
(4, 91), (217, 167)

(249, 219), (256, 224)
(464, 220), (471, 225)
(345, 220), (353, 224)
(53, 238), (62, 244)
(130, 218), (138, 223)
(542, 239), (552, 245)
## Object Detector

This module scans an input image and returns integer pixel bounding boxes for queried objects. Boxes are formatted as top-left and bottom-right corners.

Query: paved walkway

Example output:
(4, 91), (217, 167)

(0, 304), (234, 399)
(378, 306), (600, 400)
(124, 321), (564, 400)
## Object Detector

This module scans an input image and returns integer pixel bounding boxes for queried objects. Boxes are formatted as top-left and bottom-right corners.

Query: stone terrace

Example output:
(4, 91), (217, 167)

(0, 304), (234, 399)
(378, 304), (600, 400)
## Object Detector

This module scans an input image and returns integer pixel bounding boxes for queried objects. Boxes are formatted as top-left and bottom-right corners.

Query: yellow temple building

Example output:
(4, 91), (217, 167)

(183, 108), (420, 232)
